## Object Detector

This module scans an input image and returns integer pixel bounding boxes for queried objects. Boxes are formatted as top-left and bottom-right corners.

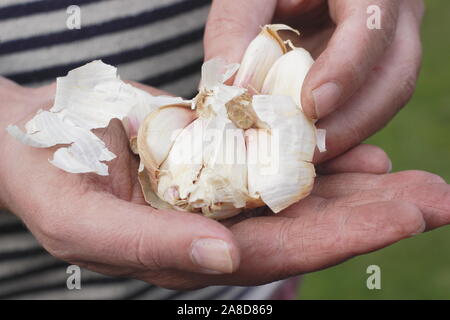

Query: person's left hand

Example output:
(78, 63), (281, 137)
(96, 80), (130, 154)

(204, 0), (424, 163)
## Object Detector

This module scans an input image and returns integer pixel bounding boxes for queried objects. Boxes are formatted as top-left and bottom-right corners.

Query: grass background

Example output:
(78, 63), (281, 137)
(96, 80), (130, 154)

(300, 0), (450, 299)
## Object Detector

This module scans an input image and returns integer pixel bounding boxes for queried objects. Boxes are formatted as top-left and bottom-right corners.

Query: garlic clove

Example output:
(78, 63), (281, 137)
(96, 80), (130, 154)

(123, 95), (188, 141)
(261, 47), (314, 109)
(233, 24), (299, 93)
(252, 95), (316, 162)
(156, 118), (205, 208)
(246, 95), (316, 213)
(137, 104), (196, 170)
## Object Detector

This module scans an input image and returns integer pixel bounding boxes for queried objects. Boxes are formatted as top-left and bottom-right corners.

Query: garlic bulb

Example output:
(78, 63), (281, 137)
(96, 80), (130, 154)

(6, 24), (325, 220)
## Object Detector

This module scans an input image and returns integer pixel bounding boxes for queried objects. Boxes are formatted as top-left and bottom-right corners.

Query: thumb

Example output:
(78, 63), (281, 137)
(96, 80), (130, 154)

(65, 193), (241, 275)
(204, 0), (277, 63)
(300, 0), (399, 119)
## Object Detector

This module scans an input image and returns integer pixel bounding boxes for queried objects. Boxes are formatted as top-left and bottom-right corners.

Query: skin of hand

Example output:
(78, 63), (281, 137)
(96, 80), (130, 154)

(1, 79), (449, 290)
(204, 0), (425, 163)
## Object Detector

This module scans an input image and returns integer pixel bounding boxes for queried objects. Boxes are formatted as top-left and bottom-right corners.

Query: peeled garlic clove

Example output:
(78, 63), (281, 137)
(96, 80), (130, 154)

(262, 47), (314, 109)
(233, 24), (299, 93)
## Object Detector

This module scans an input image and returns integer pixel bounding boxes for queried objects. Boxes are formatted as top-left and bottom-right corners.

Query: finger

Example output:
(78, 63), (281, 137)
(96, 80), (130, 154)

(313, 171), (446, 199)
(223, 200), (424, 285)
(316, 144), (391, 174)
(0, 76), (20, 88)
(29, 193), (241, 276)
(0, 81), (56, 127)
(314, 5), (422, 163)
(301, 0), (399, 119)
(204, 0), (277, 63)
(312, 171), (450, 230)
(352, 183), (450, 231)
(275, 0), (325, 19)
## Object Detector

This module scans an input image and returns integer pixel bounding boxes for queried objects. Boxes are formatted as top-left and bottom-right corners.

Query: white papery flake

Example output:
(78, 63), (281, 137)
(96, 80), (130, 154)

(6, 60), (184, 175)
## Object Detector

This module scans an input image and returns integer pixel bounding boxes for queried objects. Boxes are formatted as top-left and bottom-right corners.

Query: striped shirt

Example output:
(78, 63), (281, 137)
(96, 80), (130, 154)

(0, 0), (284, 299)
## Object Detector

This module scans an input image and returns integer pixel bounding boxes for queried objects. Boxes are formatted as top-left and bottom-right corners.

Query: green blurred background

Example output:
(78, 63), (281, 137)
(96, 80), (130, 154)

(300, 0), (450, 299)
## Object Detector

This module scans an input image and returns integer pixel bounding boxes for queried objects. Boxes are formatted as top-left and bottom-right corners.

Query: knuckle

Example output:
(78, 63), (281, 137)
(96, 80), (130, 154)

(272, 218), (308, 275)
(205, 15), (247, 42)
(341, 114), (365, 146)
(36, 213), (74, 261)
(395, 43), (422, 108)
(276, 219), (297, 253)
(282, 213), (337, 273)
(397, 71), (419, 106)
(378, 0), (399, 41)
(339, 59), (362, 90)
(134, 220), (163, 271)
(0, 77), (19, 91)
(36, 212), (67, 243)
(32, 200), (83, 262)
(0, 82), (20, 102)
(416, 0), (425, 21)
(387, 201), (424, 234)
(403, 0), (425, 22)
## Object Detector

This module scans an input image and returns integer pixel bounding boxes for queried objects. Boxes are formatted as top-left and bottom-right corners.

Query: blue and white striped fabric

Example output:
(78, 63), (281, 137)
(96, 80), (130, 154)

(0, 0), (283, 299)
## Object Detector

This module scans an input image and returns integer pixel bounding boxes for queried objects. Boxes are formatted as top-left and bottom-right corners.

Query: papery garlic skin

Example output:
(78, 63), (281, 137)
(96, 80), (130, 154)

(6, 61), (157, 175)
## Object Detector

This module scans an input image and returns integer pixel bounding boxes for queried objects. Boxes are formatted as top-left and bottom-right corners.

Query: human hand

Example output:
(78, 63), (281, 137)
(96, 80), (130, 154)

(204, 0), (425, 163)
(0, 79), (242, 288)
(2, 78), (448, 290)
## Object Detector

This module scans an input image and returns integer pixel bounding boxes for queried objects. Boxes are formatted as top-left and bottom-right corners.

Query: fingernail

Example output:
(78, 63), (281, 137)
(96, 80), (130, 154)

(387, 159), (393, 173)
(311, 81), (342, 118)
(411, 220), (426, 236)
(191, 238), (234, 274)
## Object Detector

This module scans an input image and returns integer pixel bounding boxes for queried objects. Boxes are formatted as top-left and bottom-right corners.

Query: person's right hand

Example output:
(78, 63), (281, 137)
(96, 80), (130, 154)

(204, 0), (425, 164)
(1, 78), (449, 290)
